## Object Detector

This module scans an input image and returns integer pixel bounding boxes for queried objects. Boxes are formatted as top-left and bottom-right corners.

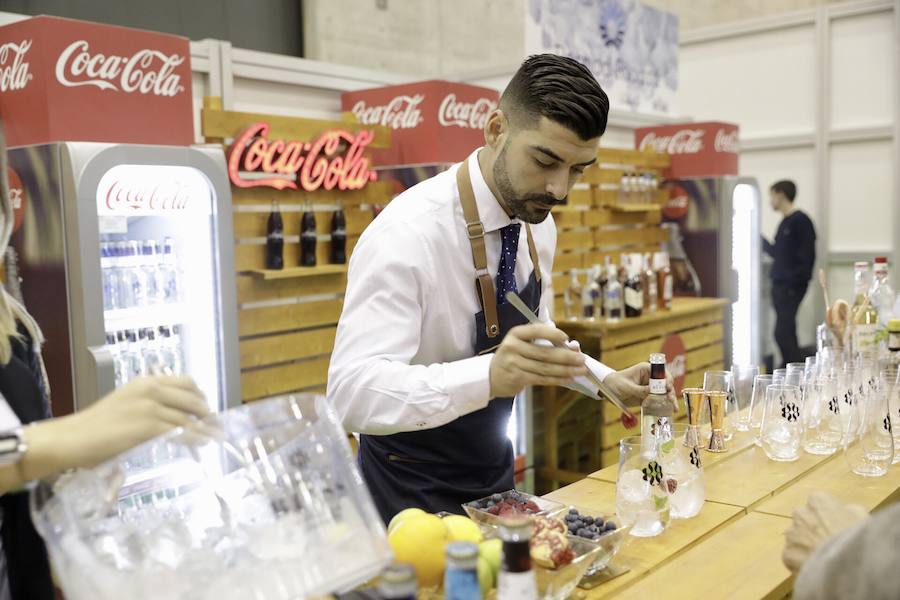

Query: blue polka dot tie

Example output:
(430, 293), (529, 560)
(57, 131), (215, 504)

(496, 223), (521, 306)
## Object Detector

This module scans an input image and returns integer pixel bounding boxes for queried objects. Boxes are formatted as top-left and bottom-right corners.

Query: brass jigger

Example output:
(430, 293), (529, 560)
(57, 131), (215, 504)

(706, 391), (728, 453)
(682, 388), (705, 448)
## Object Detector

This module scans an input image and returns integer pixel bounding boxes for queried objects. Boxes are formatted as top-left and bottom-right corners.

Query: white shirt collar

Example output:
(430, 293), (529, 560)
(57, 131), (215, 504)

(466, 149), (517, 234)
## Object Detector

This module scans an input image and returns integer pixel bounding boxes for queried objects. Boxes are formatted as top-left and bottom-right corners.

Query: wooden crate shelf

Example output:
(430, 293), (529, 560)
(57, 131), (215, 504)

(247, 264), (348, 280)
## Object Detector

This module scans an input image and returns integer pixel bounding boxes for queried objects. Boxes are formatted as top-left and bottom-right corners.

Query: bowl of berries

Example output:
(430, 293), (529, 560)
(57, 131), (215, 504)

(561, 506), (631, 574)
(462, 490), (566, 529)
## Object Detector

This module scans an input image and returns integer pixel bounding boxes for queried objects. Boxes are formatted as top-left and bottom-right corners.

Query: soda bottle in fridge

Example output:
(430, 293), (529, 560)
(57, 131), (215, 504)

(331, 207), (347, 265)
(160, 238), (182, 303)
(140, 240), (162, 305)
(114, 241), (135, 309)
(300, 209), (317, 267)
(141, 328), (164, 375)
(127, 240), (148, 307)
(170, 324), (185, 375)
(123, 329), (146, 380)
(266, 201), (284, 270)
(101, 242), (116, 310)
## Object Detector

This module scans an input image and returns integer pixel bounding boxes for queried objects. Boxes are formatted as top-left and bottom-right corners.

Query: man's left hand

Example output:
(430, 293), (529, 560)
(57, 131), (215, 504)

(603, 362), (677, 409)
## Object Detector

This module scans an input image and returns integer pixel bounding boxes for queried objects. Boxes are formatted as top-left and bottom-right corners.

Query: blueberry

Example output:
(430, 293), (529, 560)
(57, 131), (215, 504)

(568, 524), (579, 534)
(604, 521), (617, 532)
(582, 516), (594, 525)
(589, 532), (600, 540)
(577, 528), (591, 537)
(491, 493), (503, 503)
(568, 508), (580, 516)
(595, 517), (605, 527)
(565, 514), (577, 523)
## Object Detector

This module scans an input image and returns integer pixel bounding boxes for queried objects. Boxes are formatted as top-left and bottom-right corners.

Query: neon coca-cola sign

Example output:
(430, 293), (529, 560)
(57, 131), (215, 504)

(227, 122), (378, 192)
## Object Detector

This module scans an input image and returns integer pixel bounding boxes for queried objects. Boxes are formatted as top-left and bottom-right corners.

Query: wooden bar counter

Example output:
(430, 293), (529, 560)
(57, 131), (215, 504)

(535, 297), (728, 491)
(542, 428), (900, 599)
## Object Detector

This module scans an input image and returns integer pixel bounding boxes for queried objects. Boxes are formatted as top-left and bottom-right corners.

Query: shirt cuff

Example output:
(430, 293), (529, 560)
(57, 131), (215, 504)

(585, 355), (615, 381)
(443, 353), (493, 414)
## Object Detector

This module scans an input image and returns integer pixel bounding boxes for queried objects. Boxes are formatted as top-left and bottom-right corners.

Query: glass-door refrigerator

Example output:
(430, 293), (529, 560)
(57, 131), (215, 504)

(6, 142), (239, 416)
(662, 176), (762, 368)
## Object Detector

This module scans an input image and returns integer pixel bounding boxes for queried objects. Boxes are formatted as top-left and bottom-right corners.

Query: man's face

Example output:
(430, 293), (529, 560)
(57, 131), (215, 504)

(492, 116), (600, 224)
(769, 190), (783, 211)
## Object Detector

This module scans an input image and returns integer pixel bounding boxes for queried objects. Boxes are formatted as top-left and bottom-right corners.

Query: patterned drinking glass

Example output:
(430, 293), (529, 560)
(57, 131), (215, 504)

(801, 373), (842, 456)
(772, 368), (787, 386)
(662, 423), (705, 520)
(843, 376), (894, 477)
(879, 366), (900, 464)
(785, 362), (806, 389)
(616, 436), (671, 537)
(760, 384), (803, 462)
(750, 374), (774, 434)
(731, 364), (760, 431)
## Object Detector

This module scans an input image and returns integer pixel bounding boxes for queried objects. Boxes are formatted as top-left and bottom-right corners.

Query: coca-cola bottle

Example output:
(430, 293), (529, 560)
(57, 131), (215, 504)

(300, 209), (317, 267)
(266, 201), (284, 270)
(331, 207), (347, 264)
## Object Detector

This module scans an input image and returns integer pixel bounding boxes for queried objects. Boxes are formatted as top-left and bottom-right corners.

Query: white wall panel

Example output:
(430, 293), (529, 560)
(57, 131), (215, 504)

(232, 78), (342, 121)
(828, 139), (894, 251)
(678, 25), (816, 137)
(830, 10), (894, 130)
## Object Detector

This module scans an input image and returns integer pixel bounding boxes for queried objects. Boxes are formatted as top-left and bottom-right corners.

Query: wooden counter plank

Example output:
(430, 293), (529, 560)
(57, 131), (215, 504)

(755, 453), (900, 518)
(559, 297), (729, 340)
(702, 445), (834, 509)
(544, 479), (743, 599)
(602, 512), (794, 600)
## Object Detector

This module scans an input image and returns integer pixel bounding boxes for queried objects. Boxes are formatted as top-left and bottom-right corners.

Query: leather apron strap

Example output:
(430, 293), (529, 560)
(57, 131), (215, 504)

(456, 159), (541, 339)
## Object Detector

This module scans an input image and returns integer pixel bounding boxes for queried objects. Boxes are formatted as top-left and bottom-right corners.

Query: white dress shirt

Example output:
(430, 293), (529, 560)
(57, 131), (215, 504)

(327, 149), (613, 435)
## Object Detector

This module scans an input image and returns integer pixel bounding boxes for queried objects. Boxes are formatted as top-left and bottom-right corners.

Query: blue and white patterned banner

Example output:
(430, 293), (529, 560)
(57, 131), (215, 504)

(525, 0), (678, 115)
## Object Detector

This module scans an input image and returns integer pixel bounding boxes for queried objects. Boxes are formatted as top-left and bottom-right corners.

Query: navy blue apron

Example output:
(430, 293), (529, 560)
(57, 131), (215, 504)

(358, 160), (543, 524)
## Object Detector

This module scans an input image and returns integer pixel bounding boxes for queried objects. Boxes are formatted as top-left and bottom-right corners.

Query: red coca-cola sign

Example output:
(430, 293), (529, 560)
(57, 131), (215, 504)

(634, 121), (739, 178)
(342, 80), (499, 166)
(0, 16), (193, 147)
(661, 333), (688, 395)
(227, 122), (378, 192)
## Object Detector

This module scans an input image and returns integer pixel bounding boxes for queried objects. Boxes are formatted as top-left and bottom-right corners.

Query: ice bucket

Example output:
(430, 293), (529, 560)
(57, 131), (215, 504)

(31, 394), (391, 600)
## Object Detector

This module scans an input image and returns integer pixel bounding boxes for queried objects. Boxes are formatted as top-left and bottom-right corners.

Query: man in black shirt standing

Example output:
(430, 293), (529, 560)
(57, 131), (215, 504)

(762, 180), (817, 367)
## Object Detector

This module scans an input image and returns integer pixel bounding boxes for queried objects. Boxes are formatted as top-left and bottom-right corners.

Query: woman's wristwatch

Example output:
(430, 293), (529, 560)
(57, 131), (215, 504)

(0, 428), (27, 479)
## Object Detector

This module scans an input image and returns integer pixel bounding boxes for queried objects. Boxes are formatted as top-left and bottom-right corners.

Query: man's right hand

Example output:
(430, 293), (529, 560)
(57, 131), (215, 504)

(489, 323), (587, 398)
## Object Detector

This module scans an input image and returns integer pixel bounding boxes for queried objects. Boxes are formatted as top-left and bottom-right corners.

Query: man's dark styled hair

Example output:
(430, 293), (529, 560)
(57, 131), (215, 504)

(770, 180), (797, 202)
(500, 54), (610, 141)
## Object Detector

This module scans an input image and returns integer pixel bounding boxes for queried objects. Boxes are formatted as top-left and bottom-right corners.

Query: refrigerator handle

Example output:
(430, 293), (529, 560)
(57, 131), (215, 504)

(84, 344), (116, 408)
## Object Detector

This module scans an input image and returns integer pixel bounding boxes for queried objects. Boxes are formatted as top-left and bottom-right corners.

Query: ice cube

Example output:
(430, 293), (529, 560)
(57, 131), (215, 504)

(618, 469), (651, 503)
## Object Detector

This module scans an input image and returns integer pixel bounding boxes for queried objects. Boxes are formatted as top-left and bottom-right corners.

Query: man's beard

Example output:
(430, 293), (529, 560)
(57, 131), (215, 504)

(492, 144), (566, 224)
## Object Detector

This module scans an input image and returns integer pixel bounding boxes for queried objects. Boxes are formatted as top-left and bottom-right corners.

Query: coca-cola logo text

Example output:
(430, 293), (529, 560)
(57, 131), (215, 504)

(55, 40), (185, 96)
(104, 179), (191, 212)
(639, 129), (705, 155)
(351, 94), (423, 129)
(714, 128), (740, 153)
(0, 40), (32, 92)
(438, 94), (496, 129)
(227, 122), (378, 192)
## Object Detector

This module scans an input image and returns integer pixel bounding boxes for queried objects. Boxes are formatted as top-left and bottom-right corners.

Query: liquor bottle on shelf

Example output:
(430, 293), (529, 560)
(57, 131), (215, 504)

(641, 352), (673, 452)
(588, 264), (603, 320)
(160, 238), (182, 303)
(266, 201), (284, 270)
(654, 251), (674, 311)
(643, 253), (658, 314)
(582, 266), (599, 320)
(597, 257), (611, 318)
(618, 172), (630, 207)
(564, 270), (582, 320)
(624, 260), (643, 318)
(331, 206), (347, 264)
(629, 172), (640, 204)
(300, 208), (318, 267)
(662, 223), (701, 297)
(604, 263), (623, 323)
(497, 518), (538, 600)
(851, 261), (878, 354)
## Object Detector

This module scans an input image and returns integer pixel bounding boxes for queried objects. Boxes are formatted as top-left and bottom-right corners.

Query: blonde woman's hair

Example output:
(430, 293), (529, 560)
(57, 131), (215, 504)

(0, 122), (48, 393)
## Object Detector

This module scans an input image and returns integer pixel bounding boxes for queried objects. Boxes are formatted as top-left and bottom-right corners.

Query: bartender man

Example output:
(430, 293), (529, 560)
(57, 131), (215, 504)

(328, 54), (673, 523)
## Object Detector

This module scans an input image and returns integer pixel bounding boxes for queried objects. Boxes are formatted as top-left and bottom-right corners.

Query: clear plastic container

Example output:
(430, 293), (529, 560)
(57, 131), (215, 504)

(30, 394), (391, 600)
